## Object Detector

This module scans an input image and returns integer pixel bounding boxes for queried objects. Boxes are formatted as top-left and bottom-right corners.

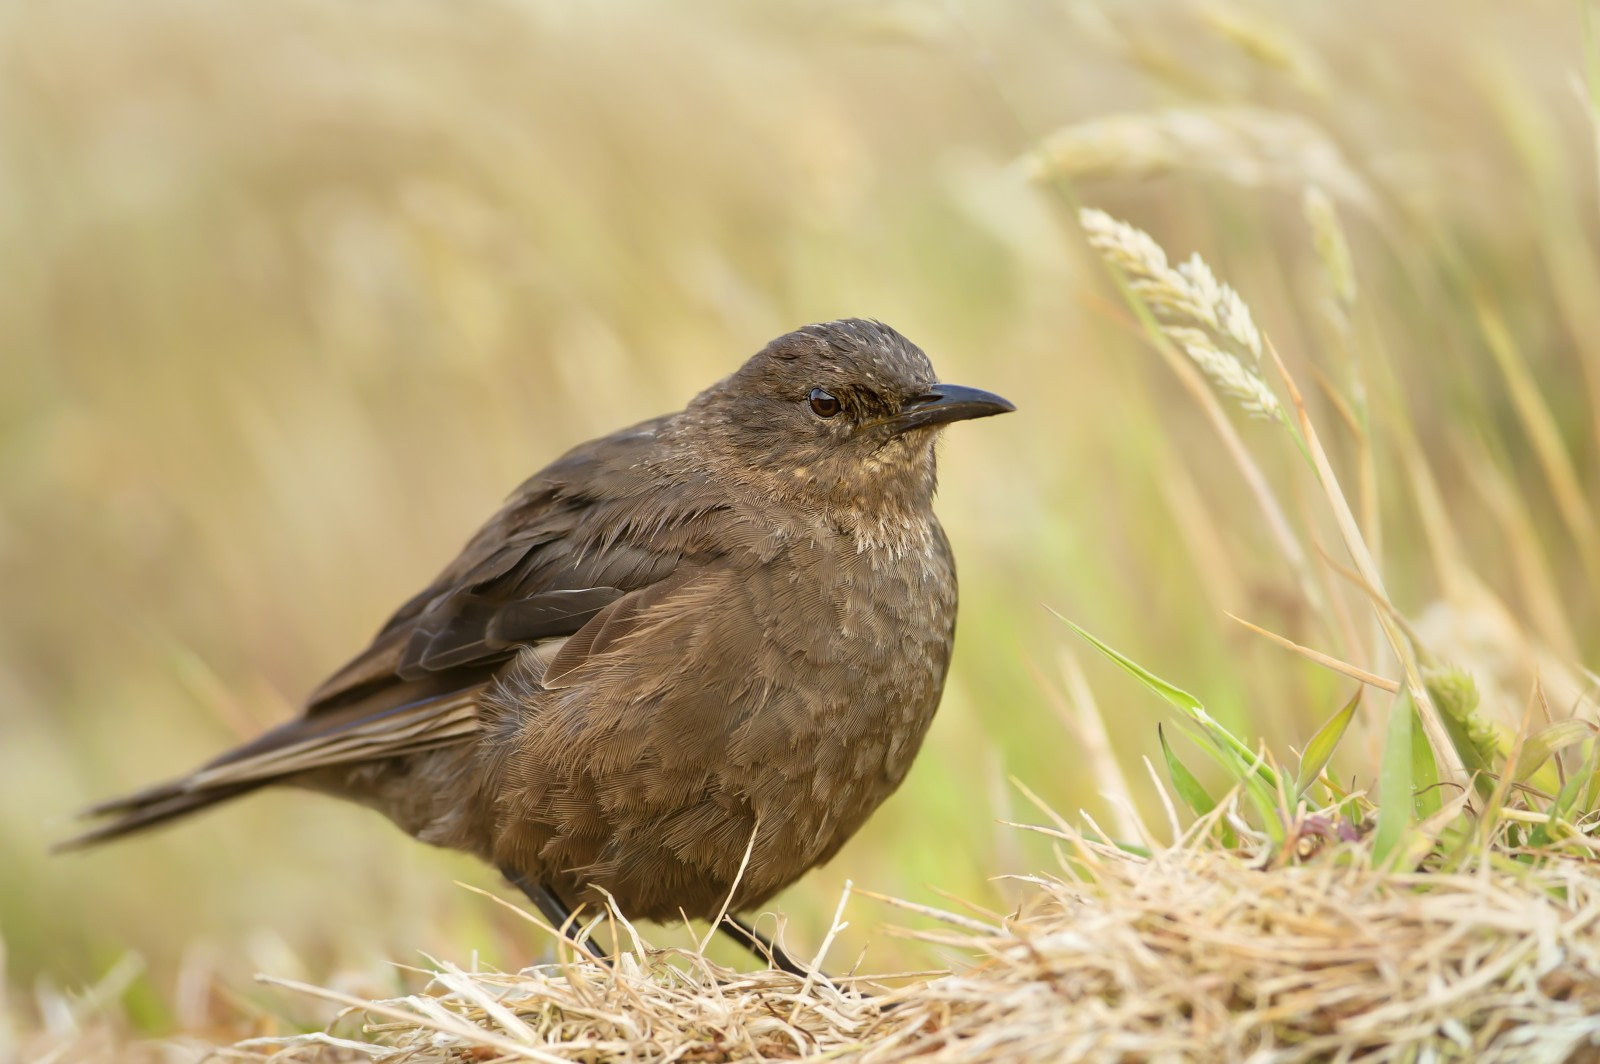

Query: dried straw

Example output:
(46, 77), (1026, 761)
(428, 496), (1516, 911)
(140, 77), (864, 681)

(184, 823), (1600, 1064)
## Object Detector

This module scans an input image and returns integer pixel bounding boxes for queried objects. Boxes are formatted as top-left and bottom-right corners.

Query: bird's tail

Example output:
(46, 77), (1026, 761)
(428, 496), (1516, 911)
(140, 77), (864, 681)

(54, 779), (265, 850)
(56, 689), (481, 851)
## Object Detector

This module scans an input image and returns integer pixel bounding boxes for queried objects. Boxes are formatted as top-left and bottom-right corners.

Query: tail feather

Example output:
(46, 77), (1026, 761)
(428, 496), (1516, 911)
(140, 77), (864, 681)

(55, 782), (264, 851)
(58, 688), (482, 852)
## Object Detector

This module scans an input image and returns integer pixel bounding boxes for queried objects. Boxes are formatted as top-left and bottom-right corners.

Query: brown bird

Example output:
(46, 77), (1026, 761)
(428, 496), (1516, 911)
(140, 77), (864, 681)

(63, 319), (1012, 971)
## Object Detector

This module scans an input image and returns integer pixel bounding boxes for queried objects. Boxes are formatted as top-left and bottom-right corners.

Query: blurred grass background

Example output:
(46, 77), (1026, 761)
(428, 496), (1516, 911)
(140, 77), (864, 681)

(2, 0), (1596, 1040)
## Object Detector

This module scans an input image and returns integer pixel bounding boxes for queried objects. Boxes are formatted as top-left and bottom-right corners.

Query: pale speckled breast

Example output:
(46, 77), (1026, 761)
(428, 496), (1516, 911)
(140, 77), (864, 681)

(478, 513), (959, 922)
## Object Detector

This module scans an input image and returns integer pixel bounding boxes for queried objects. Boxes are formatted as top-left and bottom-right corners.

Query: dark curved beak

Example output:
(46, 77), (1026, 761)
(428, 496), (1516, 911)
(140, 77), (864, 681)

(884, 383), (1016, 435)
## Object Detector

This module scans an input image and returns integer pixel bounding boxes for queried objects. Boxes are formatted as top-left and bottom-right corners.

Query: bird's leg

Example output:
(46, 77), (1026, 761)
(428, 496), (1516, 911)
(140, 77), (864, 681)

(500, 868), (609, 964)
(718, 914), (810, 977)
(501, 869), (809, 977)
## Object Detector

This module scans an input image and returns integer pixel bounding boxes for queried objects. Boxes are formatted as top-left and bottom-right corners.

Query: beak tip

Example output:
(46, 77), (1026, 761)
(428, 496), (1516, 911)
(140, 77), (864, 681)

(885, 383), (1014, 433)
(935, 383), (1016, 420)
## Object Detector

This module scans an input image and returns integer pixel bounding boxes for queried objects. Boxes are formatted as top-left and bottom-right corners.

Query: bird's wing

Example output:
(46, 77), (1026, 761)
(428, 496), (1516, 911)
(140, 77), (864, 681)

(304, 414), (709, 713)
(59, 416), (733, 848)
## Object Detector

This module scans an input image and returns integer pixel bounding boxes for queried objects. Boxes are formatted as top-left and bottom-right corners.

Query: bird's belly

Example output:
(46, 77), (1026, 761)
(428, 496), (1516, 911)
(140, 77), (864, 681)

(486, 546), (956, 922)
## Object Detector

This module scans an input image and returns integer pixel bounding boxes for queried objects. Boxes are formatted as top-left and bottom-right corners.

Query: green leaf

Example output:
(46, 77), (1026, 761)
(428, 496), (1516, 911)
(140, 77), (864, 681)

(1586, 739), (1600, 813)
(1296, 688), (1361, 799)
(1052, 609), (1204, 714)
(1513, 720), (1595, 783)
(1053, 611), (1285, 845)
(1555, 741), (1600, 821)
(1159, 723), (1217, 818)
(1394, 788), (1473, 871)
(1240, 753), (1288, 848)
(1410, 702), (1441, 820)
(1530, 738), (1600, 849)
(1074, 832), (1154, 859)
(1052, 610), (1278, 789)
(1163, 717), (1274, 843)
(1372, 692), (1416, 865)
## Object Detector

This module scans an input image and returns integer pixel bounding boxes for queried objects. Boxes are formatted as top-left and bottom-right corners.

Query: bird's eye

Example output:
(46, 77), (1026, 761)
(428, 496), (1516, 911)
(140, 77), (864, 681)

(808, 387), (841, 419)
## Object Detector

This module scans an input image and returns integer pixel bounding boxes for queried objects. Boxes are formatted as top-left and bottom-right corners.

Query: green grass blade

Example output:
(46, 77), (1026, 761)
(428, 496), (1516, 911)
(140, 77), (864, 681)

(1159, 723), (1217, 818)
(1529, 738), (1599, 849)
(1052, 609), (1279, 789)
(1296, 688), (1361, 799)
(1410, 703), (1442, 820)
(1513, 720), (1595, 783)
(1052, 609), (1204, 713)
(1372, 692), (1417, 865)
(1586, 737), (1600, 813)
(1166, 718), (1283, 844)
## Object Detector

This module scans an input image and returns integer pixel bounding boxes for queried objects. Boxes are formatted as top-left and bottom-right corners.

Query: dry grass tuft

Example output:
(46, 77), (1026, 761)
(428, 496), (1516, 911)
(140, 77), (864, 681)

(922, 837), (1600, 1063)
(112, 820), (1595, 1064)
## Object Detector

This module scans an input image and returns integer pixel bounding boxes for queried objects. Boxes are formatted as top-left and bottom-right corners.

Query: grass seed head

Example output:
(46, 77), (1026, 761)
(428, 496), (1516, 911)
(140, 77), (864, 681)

(1027, 107), (1373, 209)
(1080, 208), (1280, 419)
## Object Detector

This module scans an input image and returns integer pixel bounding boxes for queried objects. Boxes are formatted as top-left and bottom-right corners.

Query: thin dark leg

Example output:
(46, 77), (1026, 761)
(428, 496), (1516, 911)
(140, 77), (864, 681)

(500, 868), (607, 963)
(500, 869), (808, 976)
(719, 914), (809, 976)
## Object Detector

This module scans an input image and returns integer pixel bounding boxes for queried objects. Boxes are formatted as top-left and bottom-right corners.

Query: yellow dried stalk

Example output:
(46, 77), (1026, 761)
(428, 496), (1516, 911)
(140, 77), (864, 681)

(194, 829), (1600, 1064)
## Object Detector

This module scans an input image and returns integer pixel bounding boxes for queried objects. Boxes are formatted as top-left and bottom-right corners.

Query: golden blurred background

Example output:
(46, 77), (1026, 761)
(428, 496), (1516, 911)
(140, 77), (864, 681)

(2, 0), (1595, 1040)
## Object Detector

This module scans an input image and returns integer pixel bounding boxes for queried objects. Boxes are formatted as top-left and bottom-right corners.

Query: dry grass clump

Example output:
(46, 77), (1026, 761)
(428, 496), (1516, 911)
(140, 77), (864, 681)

(925, 837), (1600, 1063)
(157, 817), (1600, 1063)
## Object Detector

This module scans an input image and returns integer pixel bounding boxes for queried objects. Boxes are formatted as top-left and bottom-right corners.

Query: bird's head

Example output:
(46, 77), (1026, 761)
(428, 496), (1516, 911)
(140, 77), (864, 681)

(682, 319), (1013, 525)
